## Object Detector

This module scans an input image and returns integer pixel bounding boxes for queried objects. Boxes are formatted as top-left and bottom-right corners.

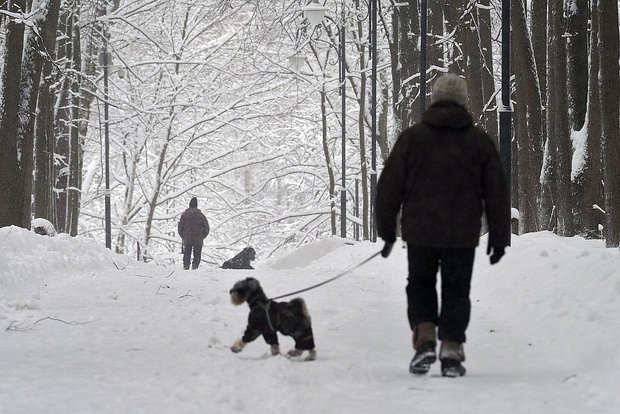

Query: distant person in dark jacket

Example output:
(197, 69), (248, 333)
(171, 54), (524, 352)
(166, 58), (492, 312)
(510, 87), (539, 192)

(178, 197), (210, 270)
(376, 74), (510, 377)
(221, 247), (256, 270)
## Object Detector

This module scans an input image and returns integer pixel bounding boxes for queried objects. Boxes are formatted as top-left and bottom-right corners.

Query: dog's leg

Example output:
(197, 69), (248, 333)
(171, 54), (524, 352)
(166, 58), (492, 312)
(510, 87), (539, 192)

(287, 348), (303, 357)
(230, 339), (246, 353)
(288, 348), (304, 357)
(304, 349), (317, 361)
(270, 344), (280, 356)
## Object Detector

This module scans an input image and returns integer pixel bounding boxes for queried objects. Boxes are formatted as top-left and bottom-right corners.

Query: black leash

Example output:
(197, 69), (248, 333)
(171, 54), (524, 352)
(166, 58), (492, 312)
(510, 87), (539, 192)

(269, 250), (382, 301)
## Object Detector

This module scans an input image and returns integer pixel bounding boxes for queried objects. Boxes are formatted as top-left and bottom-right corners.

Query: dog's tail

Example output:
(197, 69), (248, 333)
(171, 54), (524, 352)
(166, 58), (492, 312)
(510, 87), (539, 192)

(291, 298), (311, 322)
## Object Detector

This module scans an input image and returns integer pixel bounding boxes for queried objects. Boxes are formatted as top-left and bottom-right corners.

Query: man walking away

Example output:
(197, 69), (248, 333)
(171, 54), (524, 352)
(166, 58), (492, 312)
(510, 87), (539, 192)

(178, 197), (210, 270)
(376, 74), (510, 377)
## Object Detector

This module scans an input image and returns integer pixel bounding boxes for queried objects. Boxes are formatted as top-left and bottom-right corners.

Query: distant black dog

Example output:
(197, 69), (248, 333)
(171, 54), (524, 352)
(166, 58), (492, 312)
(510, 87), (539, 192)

(221, 247), (256, 270)
(229, 277), (316, 361)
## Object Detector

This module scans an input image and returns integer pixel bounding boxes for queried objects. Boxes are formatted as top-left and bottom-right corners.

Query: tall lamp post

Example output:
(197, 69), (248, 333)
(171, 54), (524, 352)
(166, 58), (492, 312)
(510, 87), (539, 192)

(302, 1), (348, 238)
(99, 24), (112, 249)
(338, 3), (347, 238)
(369, 0), (377, 242)
(419, 0), (427, 118)
(499, 0), (512, 245)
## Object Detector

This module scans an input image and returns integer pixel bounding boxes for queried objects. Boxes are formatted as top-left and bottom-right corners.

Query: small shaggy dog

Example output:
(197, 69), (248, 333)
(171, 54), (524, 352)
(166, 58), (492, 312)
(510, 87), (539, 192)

(221, 247), (256, 270)
(229, 277), (317, 361)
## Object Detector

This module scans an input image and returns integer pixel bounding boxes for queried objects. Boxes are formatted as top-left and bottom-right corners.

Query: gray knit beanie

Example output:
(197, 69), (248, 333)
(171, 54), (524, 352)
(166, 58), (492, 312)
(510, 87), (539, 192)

(431, 74), (468, 106)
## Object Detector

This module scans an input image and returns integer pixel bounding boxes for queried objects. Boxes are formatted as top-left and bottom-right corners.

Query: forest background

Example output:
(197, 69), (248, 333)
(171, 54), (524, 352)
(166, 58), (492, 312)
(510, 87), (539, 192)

(0, 0), (619, 266)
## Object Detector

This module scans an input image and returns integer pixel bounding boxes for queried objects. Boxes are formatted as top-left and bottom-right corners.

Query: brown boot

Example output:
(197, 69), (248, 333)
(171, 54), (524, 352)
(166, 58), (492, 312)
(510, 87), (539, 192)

(409, 322), (437, 375)
(412, 322), (437, 350)
(439, 341), (465, 361)
(439, 341), (466, 377)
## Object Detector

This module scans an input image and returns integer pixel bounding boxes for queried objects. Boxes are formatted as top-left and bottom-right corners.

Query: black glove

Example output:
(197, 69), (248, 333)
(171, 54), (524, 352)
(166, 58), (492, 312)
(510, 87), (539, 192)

(381, 236), (396, 258)
(487, 245), (505, 265)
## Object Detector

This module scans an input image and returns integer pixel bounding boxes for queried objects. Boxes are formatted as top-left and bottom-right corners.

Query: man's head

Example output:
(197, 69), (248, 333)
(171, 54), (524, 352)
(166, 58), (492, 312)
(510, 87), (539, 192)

(189, 197), (198, 208)
(431, 74), (468, 107)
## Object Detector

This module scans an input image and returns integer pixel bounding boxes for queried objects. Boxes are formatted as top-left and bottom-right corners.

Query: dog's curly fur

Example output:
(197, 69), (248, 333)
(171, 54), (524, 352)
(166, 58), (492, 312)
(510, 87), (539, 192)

(229, 277), (316, 361)
(221, 247), (256, 270)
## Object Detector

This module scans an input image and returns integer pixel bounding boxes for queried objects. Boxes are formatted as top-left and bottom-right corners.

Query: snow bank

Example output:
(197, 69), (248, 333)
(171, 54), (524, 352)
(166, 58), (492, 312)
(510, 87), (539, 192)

(0, 226), (135, 318)
(265, 237), (352, 270)
(474, 231), (620, 368)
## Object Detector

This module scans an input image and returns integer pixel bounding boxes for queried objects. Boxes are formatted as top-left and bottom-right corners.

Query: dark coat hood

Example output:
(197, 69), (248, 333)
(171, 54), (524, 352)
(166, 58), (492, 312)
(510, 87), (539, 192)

(422, 102), (472, 129)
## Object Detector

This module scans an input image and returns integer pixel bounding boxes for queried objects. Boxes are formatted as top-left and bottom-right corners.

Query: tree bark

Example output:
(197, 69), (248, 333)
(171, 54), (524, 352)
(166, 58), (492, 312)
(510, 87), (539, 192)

(427, 2), (443, 80)
(597, 0), (620, 247)
(0, 0), (27, 227)
(546, 0), (575, 236)
(462, 6), (484, 125)
(32, 0), (61, 223)
(512, 0), (545, 233)
(355, 3), (369, 239)
(67, 7), (82, 236)
(478, 0), (498, 140)
(393, 0), (420, 128)
(18, 0), (47, 226)
(574, 0), (604, 239)
(531, 0), (547, 106)
(389, 8), (402, 132)
(54, 6), (75, 233)
(321, 89), (337, 236)
(566, 0), (588, 131)
(443, 0), (467, 75)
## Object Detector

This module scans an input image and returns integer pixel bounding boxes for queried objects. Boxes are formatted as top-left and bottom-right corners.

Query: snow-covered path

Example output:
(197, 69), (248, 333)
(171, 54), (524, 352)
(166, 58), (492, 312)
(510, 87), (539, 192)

(1, 228), (619, 413)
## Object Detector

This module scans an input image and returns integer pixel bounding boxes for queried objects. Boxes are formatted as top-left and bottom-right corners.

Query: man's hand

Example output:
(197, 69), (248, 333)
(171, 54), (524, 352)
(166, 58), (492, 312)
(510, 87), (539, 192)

(487, 245), (505, 265)
(381, 236), (396, 258)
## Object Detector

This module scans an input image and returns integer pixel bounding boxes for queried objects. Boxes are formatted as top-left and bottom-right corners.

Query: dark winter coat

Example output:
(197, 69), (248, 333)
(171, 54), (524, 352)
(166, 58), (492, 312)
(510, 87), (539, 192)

(242, 296), (315, 351)
(376, 102), (510, 249)
(177, 208), (210, 245)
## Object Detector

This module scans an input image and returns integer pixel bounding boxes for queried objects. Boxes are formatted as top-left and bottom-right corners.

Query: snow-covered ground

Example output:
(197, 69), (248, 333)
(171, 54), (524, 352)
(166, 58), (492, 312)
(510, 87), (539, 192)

(1, 226), (619, 413)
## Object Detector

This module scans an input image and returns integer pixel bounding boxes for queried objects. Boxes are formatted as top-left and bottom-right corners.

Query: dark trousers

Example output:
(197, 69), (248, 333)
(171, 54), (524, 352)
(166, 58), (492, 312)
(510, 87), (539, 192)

(183, 243), (203, 270)
(406, 245), (475, 343)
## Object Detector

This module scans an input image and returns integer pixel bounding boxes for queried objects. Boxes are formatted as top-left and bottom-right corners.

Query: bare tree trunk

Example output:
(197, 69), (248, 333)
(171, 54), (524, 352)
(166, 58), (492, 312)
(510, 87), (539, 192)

(0, 0), (27, 227)
(67, 7), (82, 236)
(597, 0), (620, 247)
(531, 0), (547, 106)
(566, 0), (588, 131)
(574, 1), (604, 238)
(54, 5), (75, 232)
(355, 4), (369, 239)
(393, 0), (420, 128)
(443, 0), (467, 75)
(478, 0), (498, 140)
(321, 89), (337, 236)
(546, 0), (575, 236)
(427, 2), (443, 80)
(18, 1), (46, 226)
(389, 8), (402, 133)
(462, 7), (484, 125)
(378, 73), (390, 163)
(32, 0), (61, 223)
(512, 0), (544, 233)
